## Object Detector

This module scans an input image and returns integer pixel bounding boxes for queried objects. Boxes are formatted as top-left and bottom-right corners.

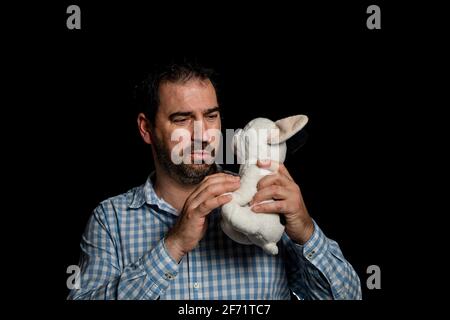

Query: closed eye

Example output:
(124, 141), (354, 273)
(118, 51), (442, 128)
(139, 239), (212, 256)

(172, 117), (190, 124)
(205, 113), (219, 121)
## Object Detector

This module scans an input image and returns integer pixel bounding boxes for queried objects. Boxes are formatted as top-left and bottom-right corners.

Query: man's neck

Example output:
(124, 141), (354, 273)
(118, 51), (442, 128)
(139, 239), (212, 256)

(153, 168), (197, 213)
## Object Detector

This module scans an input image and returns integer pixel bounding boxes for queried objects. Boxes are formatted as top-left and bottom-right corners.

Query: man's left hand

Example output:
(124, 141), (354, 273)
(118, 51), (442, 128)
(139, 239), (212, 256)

(250, 160), (314, 245)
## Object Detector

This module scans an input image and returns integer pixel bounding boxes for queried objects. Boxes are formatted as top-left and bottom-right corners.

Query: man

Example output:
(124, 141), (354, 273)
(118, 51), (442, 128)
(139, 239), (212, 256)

(68, 62), (362, 300)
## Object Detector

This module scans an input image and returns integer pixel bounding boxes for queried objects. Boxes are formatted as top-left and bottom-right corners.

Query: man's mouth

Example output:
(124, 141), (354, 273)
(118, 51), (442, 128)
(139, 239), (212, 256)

(190, 150), (212, 162)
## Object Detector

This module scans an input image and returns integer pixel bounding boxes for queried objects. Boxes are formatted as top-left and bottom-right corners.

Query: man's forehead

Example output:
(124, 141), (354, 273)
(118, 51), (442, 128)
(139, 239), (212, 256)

(158, 79), (218, 114)
(160, 79), (213, 96)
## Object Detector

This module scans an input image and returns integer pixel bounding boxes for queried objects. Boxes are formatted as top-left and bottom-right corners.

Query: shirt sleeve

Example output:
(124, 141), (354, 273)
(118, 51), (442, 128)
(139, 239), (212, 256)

(282, 220), (362, 300)
(67, 205), (180, 300)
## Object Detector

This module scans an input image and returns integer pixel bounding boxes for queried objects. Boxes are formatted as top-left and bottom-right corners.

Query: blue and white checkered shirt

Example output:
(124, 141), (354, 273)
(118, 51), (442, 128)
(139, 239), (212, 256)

(68, 172), (362, 300)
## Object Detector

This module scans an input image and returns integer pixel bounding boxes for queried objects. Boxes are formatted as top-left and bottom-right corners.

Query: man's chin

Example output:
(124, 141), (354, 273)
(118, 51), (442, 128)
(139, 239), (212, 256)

(188, 163), (212, 168)
(185, 163), (214, 173)
(170, 162), (217, 185)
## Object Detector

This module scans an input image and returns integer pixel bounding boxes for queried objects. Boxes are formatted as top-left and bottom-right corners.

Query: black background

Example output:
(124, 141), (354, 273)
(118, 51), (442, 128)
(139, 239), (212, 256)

(8, 0), (443, 308)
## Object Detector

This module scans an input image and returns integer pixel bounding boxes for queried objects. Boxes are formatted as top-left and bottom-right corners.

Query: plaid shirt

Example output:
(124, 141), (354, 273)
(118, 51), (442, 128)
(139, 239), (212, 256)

(68, 172), (361, 300)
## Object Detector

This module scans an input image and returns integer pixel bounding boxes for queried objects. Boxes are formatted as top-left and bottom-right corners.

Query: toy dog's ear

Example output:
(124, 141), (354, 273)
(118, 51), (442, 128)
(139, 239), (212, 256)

(268, 115), (308, 144)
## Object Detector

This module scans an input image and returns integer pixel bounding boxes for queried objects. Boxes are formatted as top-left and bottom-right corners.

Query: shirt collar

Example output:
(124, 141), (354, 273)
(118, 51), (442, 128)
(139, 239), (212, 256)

(128, 172), (179, 216)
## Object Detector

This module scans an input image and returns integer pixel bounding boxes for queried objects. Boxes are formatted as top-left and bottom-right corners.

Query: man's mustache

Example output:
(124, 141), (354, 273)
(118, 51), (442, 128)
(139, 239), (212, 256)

(183, 141), (216, 156)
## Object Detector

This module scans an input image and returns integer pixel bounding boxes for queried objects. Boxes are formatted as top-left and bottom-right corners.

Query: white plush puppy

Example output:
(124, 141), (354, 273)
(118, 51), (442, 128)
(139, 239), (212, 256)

(221, 115), (308, 255)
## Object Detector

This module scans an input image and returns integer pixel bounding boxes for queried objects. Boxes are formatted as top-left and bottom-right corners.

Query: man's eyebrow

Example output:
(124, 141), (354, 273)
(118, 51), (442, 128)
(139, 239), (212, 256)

(169, 107), (220, 120)
(168, 111), (193, 120)
(203, 106), (220, 114)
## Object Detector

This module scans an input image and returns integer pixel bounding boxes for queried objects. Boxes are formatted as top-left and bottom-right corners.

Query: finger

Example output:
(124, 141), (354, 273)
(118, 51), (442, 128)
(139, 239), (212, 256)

(190, 173), (239, 200)
(257, 173), (291, 190)
(192, 174), (239, 201)
(277, 163), (293, 181)
(197, 194), (233, 215)
(252, 200), (288, 214)
(191, 181), (240, 209)
(202, 172), (238, 183)
(251, 185), (288, 204)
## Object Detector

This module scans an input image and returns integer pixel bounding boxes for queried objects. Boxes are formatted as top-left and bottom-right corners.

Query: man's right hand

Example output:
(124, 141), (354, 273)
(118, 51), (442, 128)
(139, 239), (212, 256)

(165, 173), (240, 262)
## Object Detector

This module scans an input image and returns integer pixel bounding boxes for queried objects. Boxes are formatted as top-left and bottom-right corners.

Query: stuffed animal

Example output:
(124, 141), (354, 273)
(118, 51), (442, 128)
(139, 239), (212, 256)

(221, 115), (308, 255)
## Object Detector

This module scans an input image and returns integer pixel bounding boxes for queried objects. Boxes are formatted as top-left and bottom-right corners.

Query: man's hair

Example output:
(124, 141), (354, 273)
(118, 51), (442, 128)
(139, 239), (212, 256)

(134, 61), (216, 125)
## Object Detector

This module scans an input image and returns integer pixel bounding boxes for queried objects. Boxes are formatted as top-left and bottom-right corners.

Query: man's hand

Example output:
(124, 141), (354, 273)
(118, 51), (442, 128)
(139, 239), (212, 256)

(250, 160), (314, 245)
(165, 173), (240, 262)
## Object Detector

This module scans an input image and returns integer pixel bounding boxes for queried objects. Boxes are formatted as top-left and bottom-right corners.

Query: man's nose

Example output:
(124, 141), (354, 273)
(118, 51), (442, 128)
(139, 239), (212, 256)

(193, 120), (211, 142)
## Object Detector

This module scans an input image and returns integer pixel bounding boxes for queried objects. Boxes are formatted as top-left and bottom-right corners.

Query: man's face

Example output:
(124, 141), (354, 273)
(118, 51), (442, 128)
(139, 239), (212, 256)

(151, 79), (221, 185)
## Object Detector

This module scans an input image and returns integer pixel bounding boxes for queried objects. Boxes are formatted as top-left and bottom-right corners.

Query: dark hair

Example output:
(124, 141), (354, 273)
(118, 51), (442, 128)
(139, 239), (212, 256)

(134, 61), (216, 125)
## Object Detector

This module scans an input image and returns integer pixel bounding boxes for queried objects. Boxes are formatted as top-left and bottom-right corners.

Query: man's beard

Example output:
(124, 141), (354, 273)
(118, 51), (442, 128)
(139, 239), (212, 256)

(152, 135), (217, 185)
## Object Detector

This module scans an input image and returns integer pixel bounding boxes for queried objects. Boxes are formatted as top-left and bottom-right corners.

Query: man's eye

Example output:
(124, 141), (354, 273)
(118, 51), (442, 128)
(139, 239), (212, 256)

(173, 118), (189, 124)
(206, 114), (219, 121)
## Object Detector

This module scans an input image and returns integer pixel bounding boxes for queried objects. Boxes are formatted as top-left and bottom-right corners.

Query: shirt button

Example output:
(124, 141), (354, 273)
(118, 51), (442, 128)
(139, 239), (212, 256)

(193, 282), (200, 289)
(165, 272), (174, 280)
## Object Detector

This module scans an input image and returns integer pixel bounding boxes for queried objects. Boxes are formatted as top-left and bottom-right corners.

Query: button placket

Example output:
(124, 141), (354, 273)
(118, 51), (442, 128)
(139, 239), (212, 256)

(165, 272), (175, 280)
(306, 249), (316, 259)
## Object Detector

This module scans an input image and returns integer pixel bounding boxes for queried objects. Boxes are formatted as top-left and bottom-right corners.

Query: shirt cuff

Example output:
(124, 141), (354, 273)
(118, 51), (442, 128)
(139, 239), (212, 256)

(141, 238), (180, 296)
(294, 220), (329, 263)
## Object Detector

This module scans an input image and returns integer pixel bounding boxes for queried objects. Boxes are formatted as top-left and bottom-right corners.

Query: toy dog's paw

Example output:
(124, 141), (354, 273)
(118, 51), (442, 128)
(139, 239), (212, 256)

(263, 243), (279, 255)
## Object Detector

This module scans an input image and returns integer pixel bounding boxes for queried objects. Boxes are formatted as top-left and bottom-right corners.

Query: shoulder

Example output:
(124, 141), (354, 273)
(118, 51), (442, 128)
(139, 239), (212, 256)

(93, 185), (143, 221)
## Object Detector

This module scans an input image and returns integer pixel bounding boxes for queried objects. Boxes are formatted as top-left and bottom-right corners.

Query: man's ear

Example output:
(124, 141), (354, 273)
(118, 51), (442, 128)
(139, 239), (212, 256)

(268, 115), (308, 144)
(137, 113), (153, 145)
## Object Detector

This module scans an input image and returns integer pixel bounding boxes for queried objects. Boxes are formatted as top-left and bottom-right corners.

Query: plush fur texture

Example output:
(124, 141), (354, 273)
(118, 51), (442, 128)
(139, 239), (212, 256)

(221, 115), (308, 255)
